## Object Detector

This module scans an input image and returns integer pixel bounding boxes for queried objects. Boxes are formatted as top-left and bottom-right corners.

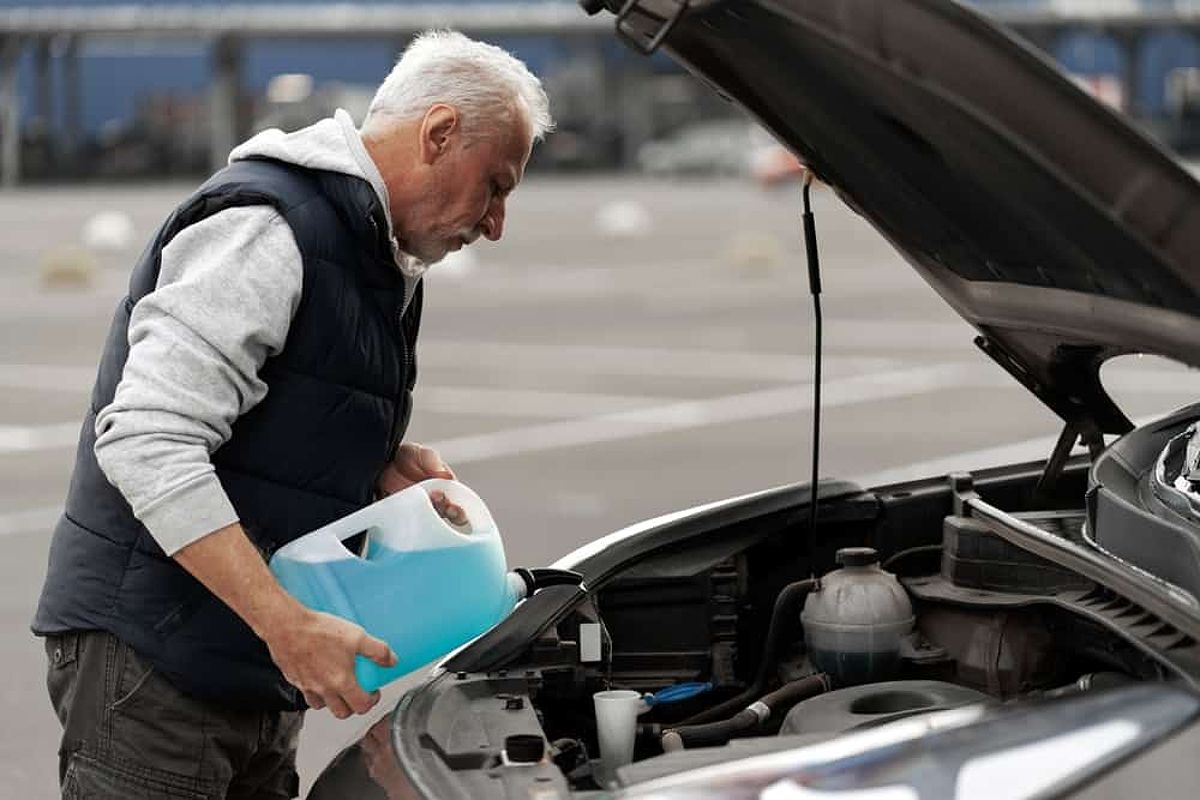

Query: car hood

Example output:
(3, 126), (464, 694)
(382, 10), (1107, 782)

(597, 0), (1200, 434)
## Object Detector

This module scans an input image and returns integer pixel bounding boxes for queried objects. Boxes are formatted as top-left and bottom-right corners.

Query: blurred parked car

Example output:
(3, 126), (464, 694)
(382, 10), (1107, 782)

(750, 143), (807, 186)
(637, 118), (775, 177)
(308, 1), (1200, 798)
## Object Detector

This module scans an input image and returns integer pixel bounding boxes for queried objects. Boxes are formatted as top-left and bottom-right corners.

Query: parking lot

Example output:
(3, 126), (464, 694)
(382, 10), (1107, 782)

(4, 174), (1200, 797)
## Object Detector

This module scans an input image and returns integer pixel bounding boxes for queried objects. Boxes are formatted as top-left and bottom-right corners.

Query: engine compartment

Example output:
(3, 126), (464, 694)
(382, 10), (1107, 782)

(313, 453), (1200, 800)
(510, 461), (1200, 793)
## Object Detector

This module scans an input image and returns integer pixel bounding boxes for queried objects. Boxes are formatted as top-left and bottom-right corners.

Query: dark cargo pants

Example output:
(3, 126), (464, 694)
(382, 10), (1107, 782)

(45, 630), (303, 799)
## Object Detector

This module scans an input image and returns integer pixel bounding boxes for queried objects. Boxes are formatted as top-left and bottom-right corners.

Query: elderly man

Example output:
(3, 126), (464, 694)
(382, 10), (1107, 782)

(32, 30), (552, 799)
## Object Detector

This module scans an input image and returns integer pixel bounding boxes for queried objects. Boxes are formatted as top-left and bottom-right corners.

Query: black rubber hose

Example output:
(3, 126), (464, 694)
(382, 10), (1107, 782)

(681, 578), (819, 725)
(512, 567), (584, 597)
(529, 568), (584, 590)
(881, 544), (942, 571)
(757, 672), (831, 711)
(662, 709), (760, 751)
(662, 674), (829, 751)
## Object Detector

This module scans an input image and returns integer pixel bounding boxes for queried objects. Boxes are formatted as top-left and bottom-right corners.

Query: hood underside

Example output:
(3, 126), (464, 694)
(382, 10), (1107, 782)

(608, 0), (1200, 433)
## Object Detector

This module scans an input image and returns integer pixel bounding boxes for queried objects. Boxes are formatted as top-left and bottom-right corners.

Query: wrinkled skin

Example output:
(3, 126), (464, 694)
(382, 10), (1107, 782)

(367, 103), (533, 266)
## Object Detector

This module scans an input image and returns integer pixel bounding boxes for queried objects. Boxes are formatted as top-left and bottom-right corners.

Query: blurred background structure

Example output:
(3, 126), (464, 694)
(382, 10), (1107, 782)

(3, 0), (1200, 186)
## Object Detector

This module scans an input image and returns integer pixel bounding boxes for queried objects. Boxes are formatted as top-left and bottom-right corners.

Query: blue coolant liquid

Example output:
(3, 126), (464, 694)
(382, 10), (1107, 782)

(270, 536), (515, 692)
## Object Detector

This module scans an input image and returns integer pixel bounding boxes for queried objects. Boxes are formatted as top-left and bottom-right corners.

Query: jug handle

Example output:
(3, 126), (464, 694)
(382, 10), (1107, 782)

(414, 478), (497, 540)
(300, 479), (495, 549)
(300, 504), (386, 548)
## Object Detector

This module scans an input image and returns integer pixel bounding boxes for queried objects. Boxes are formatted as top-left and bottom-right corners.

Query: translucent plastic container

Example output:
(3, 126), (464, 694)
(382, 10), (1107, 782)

(269, 479), (523, 691)
(801, 547), (914, 686)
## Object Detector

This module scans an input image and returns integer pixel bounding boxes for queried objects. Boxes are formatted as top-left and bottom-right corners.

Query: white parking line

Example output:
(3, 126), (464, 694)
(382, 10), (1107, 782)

(0, 349), (891, 394)
(0, 364), (95, 392)
(417, 387), (683, 418)
(0, 505), (61, 538)
(0, 422), (80, 453)
(430, 364), (975, 465)
(8, 361), (1200, 457)
(855, 412), (1170, 489)
(419, 342), (897, 382)
(855, 434), (1070, 489)
(5, 354), (1199, 398)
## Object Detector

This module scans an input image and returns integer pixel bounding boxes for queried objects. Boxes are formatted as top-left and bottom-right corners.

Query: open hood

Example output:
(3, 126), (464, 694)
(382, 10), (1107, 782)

(592, 0), (1200, 435)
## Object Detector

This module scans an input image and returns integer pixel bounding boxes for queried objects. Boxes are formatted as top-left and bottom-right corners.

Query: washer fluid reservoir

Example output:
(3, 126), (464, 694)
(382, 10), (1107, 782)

(269, 479), (524, 692)
(801, 547), (914, 686)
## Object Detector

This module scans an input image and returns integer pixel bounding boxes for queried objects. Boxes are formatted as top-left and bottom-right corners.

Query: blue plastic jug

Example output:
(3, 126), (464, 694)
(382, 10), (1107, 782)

(269, 479), (524, 692)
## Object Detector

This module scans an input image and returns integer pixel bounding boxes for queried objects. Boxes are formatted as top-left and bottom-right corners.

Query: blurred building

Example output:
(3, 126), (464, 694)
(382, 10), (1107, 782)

(3, 0), (1200, 183)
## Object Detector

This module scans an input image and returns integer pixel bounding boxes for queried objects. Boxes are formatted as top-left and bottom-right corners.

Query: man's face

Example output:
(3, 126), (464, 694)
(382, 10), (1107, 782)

(399, 111), (532, 265)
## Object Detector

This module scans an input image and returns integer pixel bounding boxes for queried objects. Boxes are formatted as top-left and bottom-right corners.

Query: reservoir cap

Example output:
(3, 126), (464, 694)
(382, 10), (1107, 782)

(836, 547), (880, 567)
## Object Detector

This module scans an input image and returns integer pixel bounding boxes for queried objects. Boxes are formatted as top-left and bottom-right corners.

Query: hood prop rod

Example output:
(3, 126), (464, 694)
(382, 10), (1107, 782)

(802, 171), (823, 578)
(1034, 421), (1081, 503)
(1034, 421), (1105, 504)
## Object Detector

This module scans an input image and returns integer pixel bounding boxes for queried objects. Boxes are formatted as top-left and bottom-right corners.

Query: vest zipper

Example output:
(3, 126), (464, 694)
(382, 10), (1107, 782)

(369, 210), (416, 458)
(390, 278), (415, 458)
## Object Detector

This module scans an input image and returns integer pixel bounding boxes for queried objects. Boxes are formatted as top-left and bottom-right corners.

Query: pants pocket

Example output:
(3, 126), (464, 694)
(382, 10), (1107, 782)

(63, 752), (210, 800)
(45, 633), (81, 726)
(103, 641), (213, 785)
(108, 640), (157, 713)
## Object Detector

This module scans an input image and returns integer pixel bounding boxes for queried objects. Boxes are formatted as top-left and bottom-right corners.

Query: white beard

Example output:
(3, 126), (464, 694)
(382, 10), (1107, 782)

(392, 239), (431, 278)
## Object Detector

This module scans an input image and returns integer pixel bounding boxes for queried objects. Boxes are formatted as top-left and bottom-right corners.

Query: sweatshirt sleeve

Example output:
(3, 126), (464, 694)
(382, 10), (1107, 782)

(94, 205), (304, 556)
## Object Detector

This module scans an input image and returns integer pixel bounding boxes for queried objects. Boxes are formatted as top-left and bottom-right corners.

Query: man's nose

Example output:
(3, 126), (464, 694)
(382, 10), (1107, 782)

(480, 201), (505, 241)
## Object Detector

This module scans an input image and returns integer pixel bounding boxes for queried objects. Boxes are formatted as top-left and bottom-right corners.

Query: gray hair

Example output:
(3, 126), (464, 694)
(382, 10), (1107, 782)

(365, 30), (553, 143)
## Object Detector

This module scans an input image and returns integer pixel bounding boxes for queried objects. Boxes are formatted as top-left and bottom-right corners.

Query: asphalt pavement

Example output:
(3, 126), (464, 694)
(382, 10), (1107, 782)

(3, 175), (1199, 798)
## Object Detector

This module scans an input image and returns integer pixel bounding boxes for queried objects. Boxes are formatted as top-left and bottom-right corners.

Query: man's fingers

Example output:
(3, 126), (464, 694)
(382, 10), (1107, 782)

(418, 445), (455, 479)
(326, 695), (353, 720)
(445, 503), (467, 525)
(303, 690), (326, 710)
(429, 491), (468, 526)
(394, 442), (455, 482)
(359, 633), (397, 668)
(346, 687), (382, 716)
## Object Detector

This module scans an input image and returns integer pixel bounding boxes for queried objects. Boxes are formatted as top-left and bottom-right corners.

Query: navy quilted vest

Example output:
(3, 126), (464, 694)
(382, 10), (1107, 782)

(32, 158), (421, 710)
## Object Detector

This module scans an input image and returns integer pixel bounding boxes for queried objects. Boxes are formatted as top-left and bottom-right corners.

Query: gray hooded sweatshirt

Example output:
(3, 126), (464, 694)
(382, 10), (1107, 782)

(94, 110), (426, 556)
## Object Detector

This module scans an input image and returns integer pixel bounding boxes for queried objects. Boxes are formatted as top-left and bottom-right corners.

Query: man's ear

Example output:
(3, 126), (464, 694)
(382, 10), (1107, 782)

(419, 104), (459, 165)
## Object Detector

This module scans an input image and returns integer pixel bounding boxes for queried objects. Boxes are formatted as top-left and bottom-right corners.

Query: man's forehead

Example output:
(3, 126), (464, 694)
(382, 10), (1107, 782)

(499, 131), (531, 184)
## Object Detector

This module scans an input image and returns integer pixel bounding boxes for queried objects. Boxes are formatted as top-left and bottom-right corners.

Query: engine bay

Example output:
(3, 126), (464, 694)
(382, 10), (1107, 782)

(360, 447), (1200, 800)
(301, 418), (1200, 800)
(537, 500), (1191, 790)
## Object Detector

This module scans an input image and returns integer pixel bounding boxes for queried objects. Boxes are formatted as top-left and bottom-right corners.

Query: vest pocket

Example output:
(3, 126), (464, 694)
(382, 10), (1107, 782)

(117, 549), (205, 642)
(151, 600), (196, 637)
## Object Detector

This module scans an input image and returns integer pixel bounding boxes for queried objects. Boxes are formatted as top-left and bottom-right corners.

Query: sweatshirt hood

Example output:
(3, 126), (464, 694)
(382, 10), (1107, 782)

(228, 109), (428, 279)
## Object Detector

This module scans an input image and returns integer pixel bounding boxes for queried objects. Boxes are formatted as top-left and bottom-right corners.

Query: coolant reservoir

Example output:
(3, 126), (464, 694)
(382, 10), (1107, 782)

(801, 547), (914, 686)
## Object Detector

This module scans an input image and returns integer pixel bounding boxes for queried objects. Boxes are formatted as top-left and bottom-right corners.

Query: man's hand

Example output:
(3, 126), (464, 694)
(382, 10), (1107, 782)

(376, 442), (467, 525)
(174, 522), (396, 719)
(262, 606), (396, 719)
